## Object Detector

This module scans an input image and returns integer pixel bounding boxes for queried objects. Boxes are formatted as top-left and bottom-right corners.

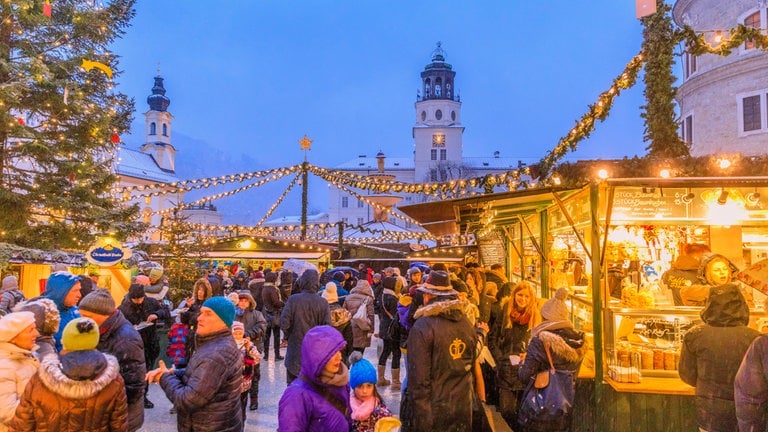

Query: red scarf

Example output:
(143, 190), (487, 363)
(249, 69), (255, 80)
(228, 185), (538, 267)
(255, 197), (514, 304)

(510, 308), (530, 325)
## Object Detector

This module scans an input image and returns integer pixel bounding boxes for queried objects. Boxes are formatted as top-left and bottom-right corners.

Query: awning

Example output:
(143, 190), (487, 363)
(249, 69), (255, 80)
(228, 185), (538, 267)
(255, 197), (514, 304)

(399, 187), (581, 236)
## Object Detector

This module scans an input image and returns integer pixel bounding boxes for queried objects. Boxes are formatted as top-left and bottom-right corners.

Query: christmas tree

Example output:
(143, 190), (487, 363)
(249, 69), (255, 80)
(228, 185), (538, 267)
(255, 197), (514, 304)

(0, 0), (142, 250)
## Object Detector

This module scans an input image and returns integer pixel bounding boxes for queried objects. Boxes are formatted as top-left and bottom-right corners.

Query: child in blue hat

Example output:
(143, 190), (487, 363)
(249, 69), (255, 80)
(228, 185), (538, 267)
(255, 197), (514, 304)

(349, 352), (396, 432)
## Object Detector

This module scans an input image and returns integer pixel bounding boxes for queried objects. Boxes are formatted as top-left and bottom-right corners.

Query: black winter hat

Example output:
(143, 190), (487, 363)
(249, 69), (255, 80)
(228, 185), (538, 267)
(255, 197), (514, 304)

(265, 271), (278, 283)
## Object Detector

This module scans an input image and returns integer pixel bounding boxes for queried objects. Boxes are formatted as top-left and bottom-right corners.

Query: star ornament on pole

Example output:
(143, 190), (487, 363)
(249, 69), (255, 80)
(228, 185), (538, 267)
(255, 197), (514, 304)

(299, 135), (313, 151)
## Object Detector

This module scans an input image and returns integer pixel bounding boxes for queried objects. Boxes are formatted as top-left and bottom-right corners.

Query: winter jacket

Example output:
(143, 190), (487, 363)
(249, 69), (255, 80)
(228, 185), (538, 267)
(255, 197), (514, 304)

(488, 298), (531, 392)
(735, 335), (768, 431)
(278, 325), (350, 432)
(661, 254), (700, 306)
(247, 278), (265, 312)
(96, 310), (146, 432)
(10, 350), (127, 432)
(118, 295), (169, 365)
(160, 327), (243, 432)
(518, 323), (587, 432)
(329, 303), (353, 365)
(281, 269), (331, 378)
(342, 283), (375, 349)
(234, 306), (267, 352)
(0, 290), (25, 316)
(0, 342), (38, 431)
(42, 283), (79, 352)
(679, 283), (759, 432)
(261, 282), (284, 326)
(378, 288), (399, 342)
(406, 297), (477, 432)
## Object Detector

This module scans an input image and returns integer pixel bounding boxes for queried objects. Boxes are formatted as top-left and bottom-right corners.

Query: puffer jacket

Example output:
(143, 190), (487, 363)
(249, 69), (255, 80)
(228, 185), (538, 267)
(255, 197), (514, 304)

(661, 254), (700, 306)
(160, 327), (243, 432)
(0, 343), (38, 431)
(10, 350), (127, 432)
(41, 282), (79, 353)
(342, 282), (375, 349)
(278, 325), (350, 432)
(488, 297), (531, 392)
(680, 283), (760, 432)
(234, 306), (267, 352)
(378, 288), (398, 342)
(96, 309), (146, 432)
(118, 295), (168, 365)
(406, 297), (477, 432)
(280, 270), (331, 378)
(735, 335), (768, 431)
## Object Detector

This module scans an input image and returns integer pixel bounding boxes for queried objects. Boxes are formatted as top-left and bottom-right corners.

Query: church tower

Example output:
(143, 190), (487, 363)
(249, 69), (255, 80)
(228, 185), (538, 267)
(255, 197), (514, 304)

(140, 75), (176, 172)
(413, 42), (464, 183)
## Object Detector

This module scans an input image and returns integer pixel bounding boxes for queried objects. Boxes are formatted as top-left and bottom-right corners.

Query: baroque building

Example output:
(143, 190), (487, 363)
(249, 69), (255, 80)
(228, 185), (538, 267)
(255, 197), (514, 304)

(674, 0), (768, 156)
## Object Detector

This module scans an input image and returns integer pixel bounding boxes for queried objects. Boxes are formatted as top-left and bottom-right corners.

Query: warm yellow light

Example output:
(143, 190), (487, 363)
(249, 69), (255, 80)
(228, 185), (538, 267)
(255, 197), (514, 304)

(718, 158), (732, 169)
(597, 169), (609, 179)
(659, 169), (671, 178)
(714, 30), (723, 44)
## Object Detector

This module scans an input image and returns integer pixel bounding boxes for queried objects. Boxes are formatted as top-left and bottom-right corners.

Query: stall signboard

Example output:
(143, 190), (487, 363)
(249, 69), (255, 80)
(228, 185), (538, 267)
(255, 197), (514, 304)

(86, 238), (132, 267)
(478, 230), (506, 267)
(611, 187), (691, 220)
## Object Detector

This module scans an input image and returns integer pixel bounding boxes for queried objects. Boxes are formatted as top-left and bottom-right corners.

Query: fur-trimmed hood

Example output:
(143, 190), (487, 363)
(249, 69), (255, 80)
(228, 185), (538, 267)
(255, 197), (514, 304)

(37, 351), (120, 400)
(538, 329), (587, 363)
(414, 298), (464, 321)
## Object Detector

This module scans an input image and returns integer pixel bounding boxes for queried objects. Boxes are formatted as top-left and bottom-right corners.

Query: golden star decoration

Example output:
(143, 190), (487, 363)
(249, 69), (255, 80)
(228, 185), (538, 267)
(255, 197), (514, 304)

(298, 135), (313, 151)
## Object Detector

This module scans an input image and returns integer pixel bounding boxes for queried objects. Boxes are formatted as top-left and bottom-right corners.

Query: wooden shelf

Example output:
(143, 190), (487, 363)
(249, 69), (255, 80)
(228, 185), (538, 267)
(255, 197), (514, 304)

(604, 376), (694, 396)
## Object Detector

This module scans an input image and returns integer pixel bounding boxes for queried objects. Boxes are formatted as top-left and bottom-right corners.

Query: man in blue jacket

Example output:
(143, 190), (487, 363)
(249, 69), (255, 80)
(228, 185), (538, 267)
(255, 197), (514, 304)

(42, 271), (81, 352)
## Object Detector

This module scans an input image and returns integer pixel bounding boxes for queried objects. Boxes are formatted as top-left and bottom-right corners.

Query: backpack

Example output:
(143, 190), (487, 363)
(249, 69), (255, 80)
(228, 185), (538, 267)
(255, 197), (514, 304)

(0, 290), (25, 316)
(166, 323), (190, 366)
(241, 348), (256, 392)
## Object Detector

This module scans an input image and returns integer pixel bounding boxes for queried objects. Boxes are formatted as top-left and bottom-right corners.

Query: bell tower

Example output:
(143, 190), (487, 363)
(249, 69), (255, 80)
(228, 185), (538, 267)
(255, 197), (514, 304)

(413, 42), (464, 183)
(141, 75), (176, 172)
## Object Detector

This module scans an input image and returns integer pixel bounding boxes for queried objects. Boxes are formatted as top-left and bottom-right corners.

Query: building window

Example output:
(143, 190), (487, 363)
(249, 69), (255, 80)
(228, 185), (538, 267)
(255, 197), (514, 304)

(357, 199), (364, 208)
(341, 217), (348, 224)
(149, 122), (156, 135)
(440, 149), (447, 160)
(744, 11), (760, 50)
(341, 196), (349, 208)
(357, 217), (364, 226)
(743, 95), (761, 132)
(439, 169), (447, 181)
(430, 169), (437, 181)
(683, 51), (697, 79)
(431, 149), (437, 160)
(435, 109), (443, 120)
(680, 114), (693, 145)
(432, 134), (445, 147)
(162, 123), (168, 136)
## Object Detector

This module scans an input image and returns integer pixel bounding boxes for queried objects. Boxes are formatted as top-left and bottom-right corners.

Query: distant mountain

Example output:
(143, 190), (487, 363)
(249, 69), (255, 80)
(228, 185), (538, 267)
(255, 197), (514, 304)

(123, 127), (328, 225)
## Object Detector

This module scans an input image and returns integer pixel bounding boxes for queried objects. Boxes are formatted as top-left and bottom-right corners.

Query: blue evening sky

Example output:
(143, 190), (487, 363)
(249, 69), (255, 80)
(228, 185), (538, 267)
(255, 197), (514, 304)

(111, 1), (670, 222)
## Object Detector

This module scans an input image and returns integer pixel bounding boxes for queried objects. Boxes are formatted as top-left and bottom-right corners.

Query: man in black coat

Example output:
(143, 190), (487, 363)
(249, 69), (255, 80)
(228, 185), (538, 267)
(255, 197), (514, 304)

(147, 296), (243, 432)
(280, 269), (330, 384)
(79, 289), (147, 432)
(119, 283), (170, 409)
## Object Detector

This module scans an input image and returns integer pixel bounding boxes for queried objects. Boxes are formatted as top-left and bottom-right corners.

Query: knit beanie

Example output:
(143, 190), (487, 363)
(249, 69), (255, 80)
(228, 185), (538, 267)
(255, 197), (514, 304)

(231, 321), (244, 331)
(349, 351), (377, 389)
(202, 296), (235, 328)
(78, 289), (116, 316)
(134, 275), (151, 286)
(541, 287), (570, 321)
(265, 271), (278, 283)
(322, 282), (339, 304)
(13, 298), (60, 336)
(2, 275), (18, 291)
(0, 311), (36, 343)
(128, 283), (146, 299)
(61, 317), (100, 352)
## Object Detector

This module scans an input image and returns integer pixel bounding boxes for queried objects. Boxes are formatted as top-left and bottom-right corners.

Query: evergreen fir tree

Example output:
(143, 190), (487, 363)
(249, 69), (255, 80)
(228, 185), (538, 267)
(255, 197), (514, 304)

(159, 207), (207, 304)
(640, 0), (690, 158)
(0, 0), (141, 250)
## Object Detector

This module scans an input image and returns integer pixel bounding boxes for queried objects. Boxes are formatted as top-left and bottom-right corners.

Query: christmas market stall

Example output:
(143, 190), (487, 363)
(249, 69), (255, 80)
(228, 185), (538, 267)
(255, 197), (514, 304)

(202, 235), (333, 273)
(401, 176), (768, 432)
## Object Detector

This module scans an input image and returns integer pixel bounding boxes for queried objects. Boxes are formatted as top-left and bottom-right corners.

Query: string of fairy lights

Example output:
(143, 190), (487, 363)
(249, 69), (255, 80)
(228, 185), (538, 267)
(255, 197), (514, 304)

(254, 172), (301, 228)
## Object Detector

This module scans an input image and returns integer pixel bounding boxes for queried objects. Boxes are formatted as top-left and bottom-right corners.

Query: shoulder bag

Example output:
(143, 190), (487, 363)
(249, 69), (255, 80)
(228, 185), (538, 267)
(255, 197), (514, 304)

(517, 342), (576, 431)
(351, 298), (371, 331)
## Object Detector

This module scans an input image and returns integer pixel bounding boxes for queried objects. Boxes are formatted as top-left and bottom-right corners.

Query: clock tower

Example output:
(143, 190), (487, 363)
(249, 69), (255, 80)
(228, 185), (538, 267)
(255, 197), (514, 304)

(413, 42), (464, 183)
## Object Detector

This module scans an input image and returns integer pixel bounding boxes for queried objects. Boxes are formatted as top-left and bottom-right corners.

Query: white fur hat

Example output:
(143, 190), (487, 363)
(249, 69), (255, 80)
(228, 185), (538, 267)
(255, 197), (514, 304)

(0, 311), (36, 343)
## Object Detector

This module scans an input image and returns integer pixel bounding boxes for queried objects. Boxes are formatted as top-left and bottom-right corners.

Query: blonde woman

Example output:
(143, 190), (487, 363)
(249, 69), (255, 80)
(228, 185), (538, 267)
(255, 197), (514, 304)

(488, 281), (541, 427)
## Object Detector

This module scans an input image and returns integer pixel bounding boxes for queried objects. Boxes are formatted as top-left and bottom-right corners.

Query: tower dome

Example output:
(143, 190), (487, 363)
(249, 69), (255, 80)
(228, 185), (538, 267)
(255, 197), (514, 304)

(147, 76), (170, 112)
(420, 42), (456, 101)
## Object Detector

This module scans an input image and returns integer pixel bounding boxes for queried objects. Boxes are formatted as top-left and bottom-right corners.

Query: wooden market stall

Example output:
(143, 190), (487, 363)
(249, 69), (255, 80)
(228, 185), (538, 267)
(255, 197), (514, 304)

(401, 176), (768, 432)
(202, 235), (333, 272)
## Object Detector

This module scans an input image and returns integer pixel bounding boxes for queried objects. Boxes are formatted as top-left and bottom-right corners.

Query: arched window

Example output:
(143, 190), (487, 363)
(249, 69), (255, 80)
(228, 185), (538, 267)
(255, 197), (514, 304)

(424, 79), (431, 99)
(149, 122), (156, 135)
(162, 123), (168, 136)
(744, 11), (760, 49)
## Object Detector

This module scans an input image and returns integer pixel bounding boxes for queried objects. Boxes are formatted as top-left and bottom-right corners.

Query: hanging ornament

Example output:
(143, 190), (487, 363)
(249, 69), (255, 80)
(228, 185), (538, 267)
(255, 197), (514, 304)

(43, 0), (52, 17)
(16, 117), (24, 125)
(111, 133), (120, 144)
(68, 172), (75, 183)
(80, 59), (113, 79)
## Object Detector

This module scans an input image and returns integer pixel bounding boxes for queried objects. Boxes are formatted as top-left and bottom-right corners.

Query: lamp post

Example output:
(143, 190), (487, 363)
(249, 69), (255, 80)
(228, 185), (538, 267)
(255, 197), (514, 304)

(298, 135), (313, 241)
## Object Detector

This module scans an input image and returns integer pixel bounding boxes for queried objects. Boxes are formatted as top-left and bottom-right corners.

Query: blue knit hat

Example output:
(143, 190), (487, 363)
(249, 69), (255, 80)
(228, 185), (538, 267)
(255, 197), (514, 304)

(202, 296), (236, 328)
(349, 352), (377, 389)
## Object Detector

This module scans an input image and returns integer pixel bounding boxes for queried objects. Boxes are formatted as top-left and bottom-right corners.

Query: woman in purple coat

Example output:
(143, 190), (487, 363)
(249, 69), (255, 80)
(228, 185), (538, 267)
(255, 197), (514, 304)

(278, 325), (350, 432)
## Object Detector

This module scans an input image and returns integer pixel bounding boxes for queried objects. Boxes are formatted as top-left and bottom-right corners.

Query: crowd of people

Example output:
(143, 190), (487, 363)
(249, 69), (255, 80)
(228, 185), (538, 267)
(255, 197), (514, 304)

(4, 252), (768, 432)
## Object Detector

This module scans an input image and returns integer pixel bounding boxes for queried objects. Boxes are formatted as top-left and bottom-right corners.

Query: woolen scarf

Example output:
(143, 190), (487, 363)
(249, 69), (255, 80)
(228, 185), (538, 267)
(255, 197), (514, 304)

(350, 393), (377, 420)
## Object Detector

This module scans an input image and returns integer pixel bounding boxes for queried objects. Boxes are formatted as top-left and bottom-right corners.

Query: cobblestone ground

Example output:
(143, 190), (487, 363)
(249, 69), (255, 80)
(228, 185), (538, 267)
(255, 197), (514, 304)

(140, 331), (403, 432)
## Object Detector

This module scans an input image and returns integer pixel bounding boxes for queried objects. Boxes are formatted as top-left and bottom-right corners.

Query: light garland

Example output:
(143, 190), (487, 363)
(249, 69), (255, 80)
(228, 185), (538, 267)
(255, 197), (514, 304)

(676, 24), (768, 56)
(537, 52), (644, 179)
(254, 172), (301, 228)
(329, 181), (425, 228)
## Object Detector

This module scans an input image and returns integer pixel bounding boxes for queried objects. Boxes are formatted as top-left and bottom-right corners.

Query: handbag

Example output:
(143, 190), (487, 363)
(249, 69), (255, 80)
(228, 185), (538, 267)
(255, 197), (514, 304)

(351, 298), (371, 331)
(534, 344), (555, 389)
(517, 343), (576, 431)
(382, 307), (400, 341)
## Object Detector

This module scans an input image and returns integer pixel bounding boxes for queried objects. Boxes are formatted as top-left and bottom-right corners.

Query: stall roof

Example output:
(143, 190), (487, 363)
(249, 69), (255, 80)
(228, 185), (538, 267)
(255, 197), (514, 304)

(399, 187), (581, 236)
(606, 176), (768, 187)
(203, 251), (329, 260)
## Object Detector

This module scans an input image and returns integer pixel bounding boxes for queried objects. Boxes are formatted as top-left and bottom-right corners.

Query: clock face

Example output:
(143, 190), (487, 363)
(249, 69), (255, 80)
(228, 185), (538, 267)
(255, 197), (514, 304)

(451, 111), (456, 121)
(435, 109), (442, 120)
(421, 111), (426, 121)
